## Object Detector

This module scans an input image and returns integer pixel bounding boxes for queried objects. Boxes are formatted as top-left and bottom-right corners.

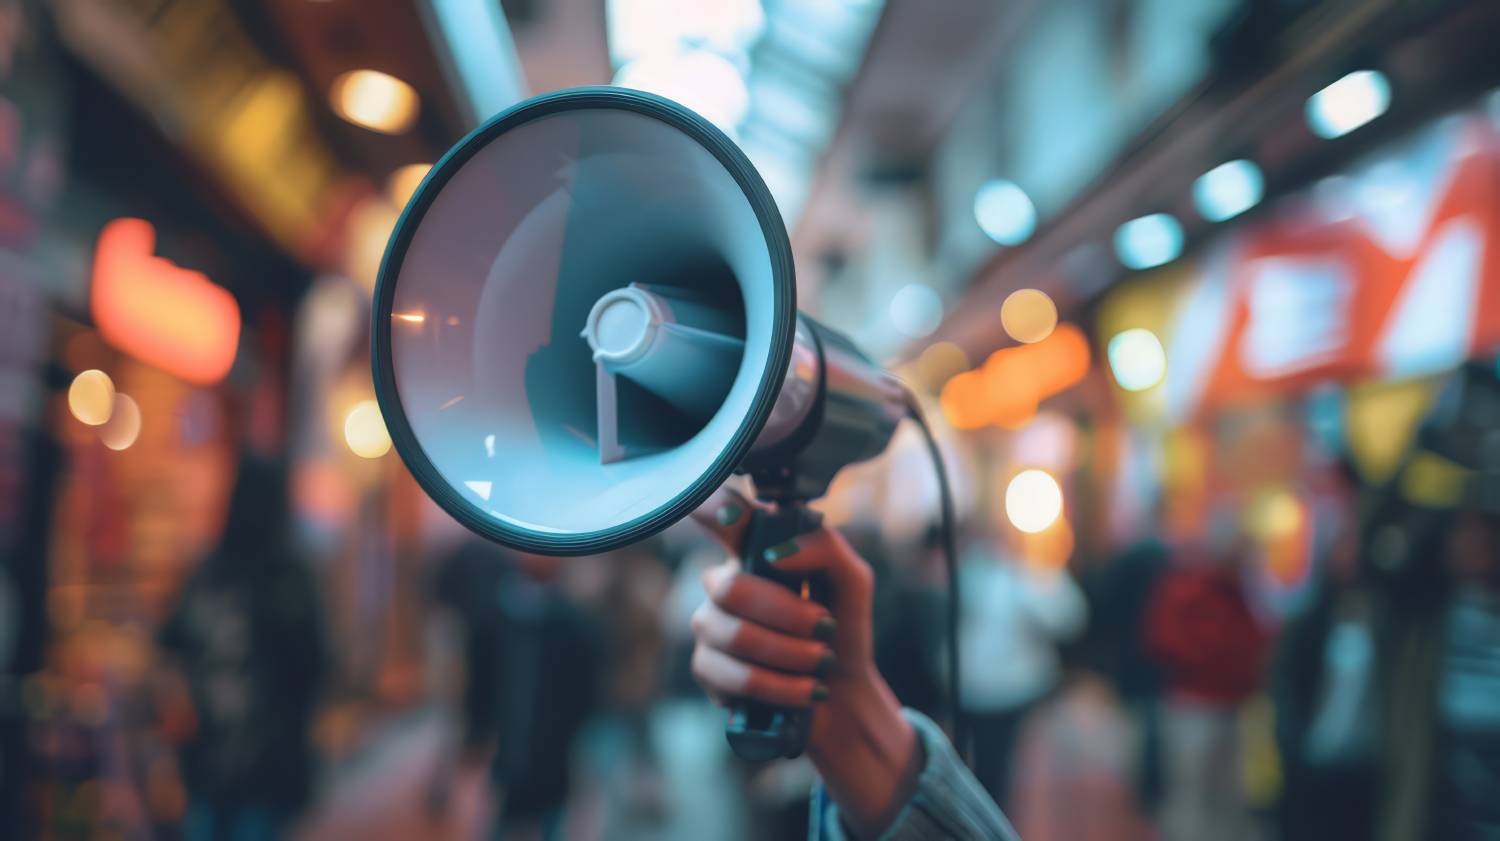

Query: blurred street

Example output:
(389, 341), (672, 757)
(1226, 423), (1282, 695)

(296, 709), (493, 841)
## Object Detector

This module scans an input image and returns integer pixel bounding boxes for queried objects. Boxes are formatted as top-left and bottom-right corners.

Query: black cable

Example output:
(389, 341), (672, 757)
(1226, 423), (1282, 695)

(904, 395), (969, 764)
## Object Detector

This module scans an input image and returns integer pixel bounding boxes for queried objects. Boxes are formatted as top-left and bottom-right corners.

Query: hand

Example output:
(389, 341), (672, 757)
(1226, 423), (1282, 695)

(689, 486), (921, 838)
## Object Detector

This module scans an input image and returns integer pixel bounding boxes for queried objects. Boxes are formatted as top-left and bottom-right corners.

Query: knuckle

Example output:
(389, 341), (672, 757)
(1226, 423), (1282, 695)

(707, 569), (736, 602)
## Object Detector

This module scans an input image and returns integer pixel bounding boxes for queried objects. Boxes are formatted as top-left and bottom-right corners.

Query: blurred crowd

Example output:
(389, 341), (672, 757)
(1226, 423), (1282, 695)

(15, 360), (1500, 841)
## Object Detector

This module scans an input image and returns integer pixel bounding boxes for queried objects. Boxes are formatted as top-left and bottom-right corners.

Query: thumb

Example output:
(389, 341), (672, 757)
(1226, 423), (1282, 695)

(688, 483), (765, 557)
(763, 527), (870, 598)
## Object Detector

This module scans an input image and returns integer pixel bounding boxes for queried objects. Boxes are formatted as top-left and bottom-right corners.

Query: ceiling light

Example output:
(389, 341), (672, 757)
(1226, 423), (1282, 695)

(1193, 159), (1264, 222)
(1306, 70), (1391, 140)
(330, 69), (420, 134)
(1114, 213), (1183, 270)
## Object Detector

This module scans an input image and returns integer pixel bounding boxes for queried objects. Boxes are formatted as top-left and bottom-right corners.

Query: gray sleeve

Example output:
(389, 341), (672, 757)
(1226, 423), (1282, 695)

(809, 710), (1022, 841)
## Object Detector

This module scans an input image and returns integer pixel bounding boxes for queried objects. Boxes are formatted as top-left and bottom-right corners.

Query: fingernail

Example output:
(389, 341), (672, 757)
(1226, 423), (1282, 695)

(815, 651), (835, 678)
(812, 617), (836, 642)
(811, 684), (829, 703)
(715, 504), (743, 526)
(762, 540), (799, 563)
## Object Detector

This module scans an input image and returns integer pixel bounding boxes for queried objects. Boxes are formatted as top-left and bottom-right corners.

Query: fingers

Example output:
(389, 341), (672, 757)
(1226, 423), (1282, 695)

(691, 600), (834, 677)
(688, 484), (761, 555)
(702, 562), (836, 641)
(691, 645), (825, 709)
(755, 528), (874, 609)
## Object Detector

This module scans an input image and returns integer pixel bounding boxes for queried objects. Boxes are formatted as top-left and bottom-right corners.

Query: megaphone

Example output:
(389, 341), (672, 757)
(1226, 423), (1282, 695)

(371, 87), (912, 761)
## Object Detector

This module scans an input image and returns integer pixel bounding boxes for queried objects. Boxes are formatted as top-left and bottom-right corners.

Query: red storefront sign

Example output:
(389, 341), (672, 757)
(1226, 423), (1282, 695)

(1165, 114), (1500, 419)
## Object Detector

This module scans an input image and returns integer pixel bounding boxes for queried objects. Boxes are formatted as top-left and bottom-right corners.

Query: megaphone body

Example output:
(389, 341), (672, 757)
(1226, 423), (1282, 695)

(372, 87), (909, 760)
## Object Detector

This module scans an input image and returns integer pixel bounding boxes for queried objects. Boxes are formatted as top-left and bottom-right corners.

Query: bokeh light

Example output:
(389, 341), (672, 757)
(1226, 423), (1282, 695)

(938, 323), (1090, 430)
(974, 179), (1037, 246)
(1114, 213), (1184, 270)
(1107, 328), (1167, 391)
(939, 369), (990, 430)
(889, 283), (944, 338)
(1306, 69), (1391, 140)
(98, 393), (142, 451)
(1005, 468), (1063, 533)
(68, 369), (115, 426)
(1000, 288), (1057, 343)
(330, 69), (420, 134)
(387, 163), (432, 207)
(1193, 159), (1264, 222)
(1250, 489), (1304, 540)
(344, 400), (392, 459)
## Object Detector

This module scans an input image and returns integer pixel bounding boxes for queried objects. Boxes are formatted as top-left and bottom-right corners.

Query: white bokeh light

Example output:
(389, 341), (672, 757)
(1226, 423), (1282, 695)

(1005, 469), (1063, 533)
(1193, 159), (1264, 222)
(1107, 328), (1168, 392)
(1306, 70), (1391, 140)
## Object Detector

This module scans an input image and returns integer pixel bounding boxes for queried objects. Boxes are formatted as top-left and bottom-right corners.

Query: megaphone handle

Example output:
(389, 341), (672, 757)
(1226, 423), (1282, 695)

(726, 502), (828, 762)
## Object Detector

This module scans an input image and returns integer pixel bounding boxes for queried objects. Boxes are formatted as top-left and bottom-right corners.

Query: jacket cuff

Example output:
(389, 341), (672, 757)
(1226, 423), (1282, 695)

(809, 709), (1021, 841)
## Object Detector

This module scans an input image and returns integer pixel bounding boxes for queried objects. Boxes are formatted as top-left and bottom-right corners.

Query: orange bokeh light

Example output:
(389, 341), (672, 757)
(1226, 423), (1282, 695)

(939, 323), (1092, 430)
(91, 219), (241, 386)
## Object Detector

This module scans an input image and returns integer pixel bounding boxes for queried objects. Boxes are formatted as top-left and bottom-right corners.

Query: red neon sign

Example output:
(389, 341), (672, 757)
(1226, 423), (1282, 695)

(90, 219), (241, 385)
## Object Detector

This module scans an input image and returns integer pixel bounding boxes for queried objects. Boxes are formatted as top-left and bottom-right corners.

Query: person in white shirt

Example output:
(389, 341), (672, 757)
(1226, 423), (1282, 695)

(958, 538), (1087, 807)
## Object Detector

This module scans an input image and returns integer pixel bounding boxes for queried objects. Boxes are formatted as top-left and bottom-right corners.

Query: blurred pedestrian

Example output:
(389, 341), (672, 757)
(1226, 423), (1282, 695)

(424, 540), (508, 819)
(1082, 507), (1170, 814)
(595, 539), (672, 822)
(1376, 363), (1500, 841)
(1272, 465), (1380, 841)
(157, 455), (330, 841)
(1427, 505), (1500, 841)
(958, 528), (1087, 810)
(488, 552), (605, 841)
(1143, 507), (1267, 841)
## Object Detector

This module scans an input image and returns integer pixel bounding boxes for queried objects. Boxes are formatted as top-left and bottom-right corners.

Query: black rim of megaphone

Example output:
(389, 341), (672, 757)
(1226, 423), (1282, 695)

(371, 86), (797, 556)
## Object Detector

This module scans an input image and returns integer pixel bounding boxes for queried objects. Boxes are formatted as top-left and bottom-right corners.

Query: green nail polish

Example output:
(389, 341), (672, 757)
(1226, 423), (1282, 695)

(715, 504), (743, 526)
(811, 684), (829, 703)
(762, 540), (799, 563)
(815, 651), (835, 678)
(812, 617), (836, 642)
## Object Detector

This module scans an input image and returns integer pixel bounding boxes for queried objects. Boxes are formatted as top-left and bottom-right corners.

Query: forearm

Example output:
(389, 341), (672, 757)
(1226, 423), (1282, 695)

(807, 667), (922, 838)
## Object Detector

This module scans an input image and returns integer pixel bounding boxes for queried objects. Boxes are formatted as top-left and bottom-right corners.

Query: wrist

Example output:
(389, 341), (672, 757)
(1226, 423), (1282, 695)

(808, 666), (921, 838)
